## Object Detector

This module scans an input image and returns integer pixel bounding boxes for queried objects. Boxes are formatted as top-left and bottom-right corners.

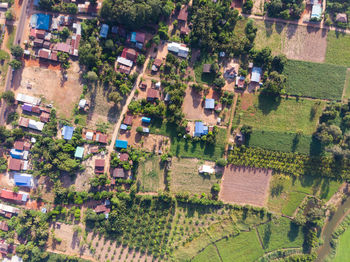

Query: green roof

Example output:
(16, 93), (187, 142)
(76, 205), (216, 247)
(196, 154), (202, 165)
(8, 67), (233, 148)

(74, 146), (84, 159)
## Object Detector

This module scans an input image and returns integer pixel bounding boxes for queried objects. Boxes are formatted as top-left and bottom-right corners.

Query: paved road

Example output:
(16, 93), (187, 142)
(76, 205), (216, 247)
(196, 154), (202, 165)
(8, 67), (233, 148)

(0, 0), (30, 125)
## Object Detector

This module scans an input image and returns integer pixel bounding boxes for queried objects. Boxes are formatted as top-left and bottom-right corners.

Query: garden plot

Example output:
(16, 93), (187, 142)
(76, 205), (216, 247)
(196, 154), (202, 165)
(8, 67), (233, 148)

(219, 165), (272, 207)
(15, 60), (83, 119)
(137, 156), (166, 192)
(170, 157), (222, 195)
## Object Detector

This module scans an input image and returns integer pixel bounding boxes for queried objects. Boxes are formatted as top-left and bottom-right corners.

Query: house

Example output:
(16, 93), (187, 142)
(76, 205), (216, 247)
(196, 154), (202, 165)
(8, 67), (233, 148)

(147, 89), (160, 101)
(115, 139), (128, 149)
(235, 132), (245, 144)
(117, 65), (131, 75)
(215, 103), (222, 111)
(14, 141), (24, 151)
(140, 81), (148, 89)
(13, 173), (33, 187)
(119, 153), (129, 162)
(0, 203), (20, 217)
(74, 146), (84, 159)
(180, 26), (190, 35)
(194, 121), (208, 137)
(10, 149), (28, 160)
(203, 64), (211, 73)
(95, 133), (108, 144)
(33, 38), (44, 47)
(142, 127), (150, 133)
(120, 124), (128, 131)
(32, 106), (41, 114)
(79, 99), (87, 109)
(336, 13), (347, 23)
(0, 221), (8, 232)
(28, 119), (44, 131)
(30, 13), (51, 30)
(43, 41), (51, 49)
(95, 159), (105, 174)
(117, 56), (133, 68)
(141, 117), (151, 123)
(38, 48), (50, 59)
(311, 4), (322, 20)
(122, 48), (138, 62)
(236, 76), (245, 88)
(0, 2), (8, 9)
(100, 24), (109, 38)
(85, 131), (94, 141)
(23, 142), (31, 151)
(0, 241), (9, 254)
(168, 42), (189, 58)
(205, 99), (215, 110)
(90, 146), (99, 154)
(16, 93), (41, 105)
(3, 255), (23, 262)
(35, 29), (45, 39)
(22, 104), (32, 112)
(0, 189), (28, 203)
(123, 115), (133, 125)
(152, 59), (162, 72)
(178, 6), (188, 22)
(55, 43), (71, 53)
(113, 168), (125, 178)
(62, 126), (74, 140)
(40, 112), (50, 123)
(224, 65), (238, 79)
(8, 158), (22, 171)
(94, 204), (110, 214)
(251, 67), (262, 83)
(198, 165), (215, 174)
(18, 117), (29, 128)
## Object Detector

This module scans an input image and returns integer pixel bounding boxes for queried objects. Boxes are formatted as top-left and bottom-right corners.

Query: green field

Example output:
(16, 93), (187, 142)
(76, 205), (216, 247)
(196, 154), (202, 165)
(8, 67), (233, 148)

(326, 31), (350, 67)
(247, 130), (322, 155)
(234, 95), (324, 135)
(284, 59), (346, 100)
(194, 55), (216, 85)
(257, 217), (304, 252)
(5, 25), (16, 50)
(254, 20), (284, 55)
(268, 174), (342, 216)
(332, 221), (350, 262)
(137, 156), (165, 192)
(192, 244), (221, 262)
(342, 69), (350, 103)
(150, 120), (226, 161)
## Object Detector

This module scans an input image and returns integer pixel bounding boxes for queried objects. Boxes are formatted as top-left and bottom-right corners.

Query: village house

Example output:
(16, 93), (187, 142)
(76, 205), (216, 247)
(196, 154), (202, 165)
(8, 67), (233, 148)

(115, 139), (128, 149)
(336, 13), (347, 23)
(123, 115), (133, 126)
(95, 159), (105, 174)
(205, 98), (215, 110)
(168, 42), (189, 58)
(147, 88), (160, 102)
(0, 189), (28, 203)
(13, 173), (34, 188)
(0, 221), (8, 232)
(198, 165), (215, 174)
(203, 64), (211, 74)
(194, 121), (209, 137)
(152, 59), (162, 72)
(251, 67), (262, 83)
(95, 133), (108, 144)
(0, 203), (19, 218)
(113, 168), (125, 179)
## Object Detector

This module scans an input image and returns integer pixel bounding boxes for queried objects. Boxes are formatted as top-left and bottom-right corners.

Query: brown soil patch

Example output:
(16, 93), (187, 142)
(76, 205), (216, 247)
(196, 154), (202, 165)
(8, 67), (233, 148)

(24, 58), (61, 70)
(15, 61), (83, 118)
(119, 117), (170, 153)
(183, 86), (219, 125)
(219, 165), (272, 207)
(252, 0), (264, 15)
(240, 93), (255, 111)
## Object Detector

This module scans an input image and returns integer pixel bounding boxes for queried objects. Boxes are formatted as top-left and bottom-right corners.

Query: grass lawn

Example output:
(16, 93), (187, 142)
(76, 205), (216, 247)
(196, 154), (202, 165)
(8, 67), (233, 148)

(257, 217), (304, 252)
(284, 59), (346, 100)
(137, 156), (165, 192)
(326, 31), (350, 67)
(234, 95), (324, 135)
(216, 230), (264, 262)
(192, 244), (221, 262)
(6, 25), (16, 50)
(150, 119), (226, 161)
(247, 130), (322, 155)
(0, 50), (10, 90)
(254, 20), (284, 55)
(194, 55), (216, 85)
(342, 69), (350, 103)
(170, 157), (221, 195)
(268, 174), (342, 216)
(333, 226), (350, 262)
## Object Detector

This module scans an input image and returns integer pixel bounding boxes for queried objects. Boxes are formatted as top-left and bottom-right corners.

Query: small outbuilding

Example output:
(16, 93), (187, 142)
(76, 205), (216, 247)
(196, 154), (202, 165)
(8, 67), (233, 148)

(205, 99), (215, 110)
(198, 165), (215, 174)
(95, 159), (105, 174)
(141, 117), (151, 123)
(62, 126), (74, 140)
(74, 146), (84, 159)
(203, 64), (211, 73)
(336, 13), (348, 23)
(123, 115), (133, 125)
(115, 139), (128, 149)
(100, 24), (109, 38)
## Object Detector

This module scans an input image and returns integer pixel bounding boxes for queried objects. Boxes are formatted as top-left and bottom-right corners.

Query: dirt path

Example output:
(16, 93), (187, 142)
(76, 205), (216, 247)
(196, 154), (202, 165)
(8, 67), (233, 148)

(46, 248), (97, 262)
(225, 94), (238, 152)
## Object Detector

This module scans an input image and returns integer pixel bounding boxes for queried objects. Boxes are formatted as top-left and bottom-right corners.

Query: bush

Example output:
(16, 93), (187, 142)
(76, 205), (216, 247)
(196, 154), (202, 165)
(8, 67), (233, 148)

(1, 90), (15, 104)
(216, 158), (227, 167)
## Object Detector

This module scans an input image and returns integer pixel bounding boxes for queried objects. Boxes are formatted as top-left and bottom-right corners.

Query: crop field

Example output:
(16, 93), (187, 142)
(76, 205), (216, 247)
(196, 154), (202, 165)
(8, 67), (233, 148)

(247, 130), (322, 155)
(137, 156), (166, 192)
(333, 224), (350, 262)
(257, 217), (304, 252)
(253, 20), (327, 62)
(170, 157), (221, 195)
(234, 95), (324, 135)
(326, 31), (350, 67)
(267, 174), (342, 216)
(284, 59), (347, 100)
(343, 69), (350, 103)
(150, 120), (227, 161)
(192, 244), (221, 262)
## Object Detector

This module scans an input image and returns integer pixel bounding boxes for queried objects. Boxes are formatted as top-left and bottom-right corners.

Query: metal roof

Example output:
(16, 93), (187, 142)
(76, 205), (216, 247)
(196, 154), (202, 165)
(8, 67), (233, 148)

(205, 99), (215, 109)
(62, 126), (74, 140)
(74, 146), (84, 158)
(115, 139), (128, 149)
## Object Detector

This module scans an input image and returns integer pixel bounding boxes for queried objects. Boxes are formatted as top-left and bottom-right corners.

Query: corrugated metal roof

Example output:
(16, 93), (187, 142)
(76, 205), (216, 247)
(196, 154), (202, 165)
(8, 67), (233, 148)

(74, 146), (84, 158)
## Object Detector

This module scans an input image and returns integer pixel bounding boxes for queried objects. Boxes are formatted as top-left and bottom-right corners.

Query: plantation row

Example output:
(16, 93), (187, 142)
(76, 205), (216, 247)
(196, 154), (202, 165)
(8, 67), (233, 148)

(228, 146), (350, 179)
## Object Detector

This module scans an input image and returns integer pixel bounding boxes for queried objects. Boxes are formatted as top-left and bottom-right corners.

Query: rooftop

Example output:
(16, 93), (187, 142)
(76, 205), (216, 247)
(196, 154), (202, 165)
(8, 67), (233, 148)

(74, 146), (84, 159)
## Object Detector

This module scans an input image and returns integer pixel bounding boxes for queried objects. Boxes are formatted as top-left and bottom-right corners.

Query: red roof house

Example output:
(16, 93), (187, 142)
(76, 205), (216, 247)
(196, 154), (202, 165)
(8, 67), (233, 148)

(135, 32), (146, 43)
(8, 158), (22, 171)
(18, 117), (29, 128)
(119, 153), (129, 162)
(113, 168), (125, 178)
(147, 89), (160, 101)
(38, 49), (50, 59)
(122, 48), (138, 62)
(95, 133), (107, 144)
(40, 112), (50, 123)
(95, 159), (105, 174)
(0, 221), (8, 232)
(14, 141), (24, 151)
(123, 115), (133, 125)
(0, 189), (23, 202)
(178, 6), (188, 22)
(94, 204), (110, 214)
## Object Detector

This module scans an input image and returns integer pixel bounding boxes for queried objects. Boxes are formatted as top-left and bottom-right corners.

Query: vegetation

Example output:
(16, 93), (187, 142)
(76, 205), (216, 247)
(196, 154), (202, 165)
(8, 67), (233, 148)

(1, 90), (15, 105)
(326, 31), (350, 67)
(265, 0), (305, 20)
(284, 59), (346, 100)
(137, 156), (166, 192)
(325, 0), (350, 28)
(329, 215), (350, 261)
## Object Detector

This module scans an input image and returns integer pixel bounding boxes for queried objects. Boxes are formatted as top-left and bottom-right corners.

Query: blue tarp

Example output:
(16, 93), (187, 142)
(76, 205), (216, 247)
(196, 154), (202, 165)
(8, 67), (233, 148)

(251, 67), (262, 83)
(22, 104), (32, 112)
(115, 139), (128, 149)
(30, 13), (51, 30)
(14, 174), (33, 187)
(62, 126), (74, 140)
(100, 24), (109, 38)
(205, 99), (215, 109)
(33, 0), (39, 6)
(130, 32), (137, 43)
(141, 117), (151, 123)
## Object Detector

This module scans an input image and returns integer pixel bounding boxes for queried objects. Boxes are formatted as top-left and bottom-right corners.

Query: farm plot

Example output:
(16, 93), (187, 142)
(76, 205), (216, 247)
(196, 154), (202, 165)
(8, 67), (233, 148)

(326, 30), (350, 67)
(219, 165), (272, 207)
(170, 157), (221, 195)
(16, 61), (83, 119)
(333, 226), (350, 262)
(284, 59), (347, 100)
(137, 156), (166, 192)
(254, 20), (327, 62)
(267, 174), (342, 216)
(234, 94), (324, 135)
(342, 69), (350, 103)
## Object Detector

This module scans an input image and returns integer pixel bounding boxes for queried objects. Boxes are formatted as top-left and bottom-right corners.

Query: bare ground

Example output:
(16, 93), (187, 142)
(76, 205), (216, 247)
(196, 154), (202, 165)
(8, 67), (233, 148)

(219, 165), (272, 207)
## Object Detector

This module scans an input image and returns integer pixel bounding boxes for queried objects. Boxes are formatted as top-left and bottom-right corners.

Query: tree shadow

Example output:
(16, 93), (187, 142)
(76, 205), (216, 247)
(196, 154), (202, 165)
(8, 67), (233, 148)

(270, 183), (284, 197)
(262, 223), (271, 249)
(291, 134), (300, 153)
(287, 222), (300, 242)
(286, 23), (297, 39)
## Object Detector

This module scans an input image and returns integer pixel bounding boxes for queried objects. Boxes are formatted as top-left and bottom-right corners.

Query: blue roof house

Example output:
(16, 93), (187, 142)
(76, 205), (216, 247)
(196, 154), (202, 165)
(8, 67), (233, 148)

(14, 173), (33, 187)
(74, 146), (84, 159)
(142, 117), (151, 123)
(30, 13), (51, 30)
(130, 32), (137, 43)
(251, 67), (262, 83)
(62, 126), (74, 140)
(100, 24), (109, 38)
(194, 122), (209, 137)
(115, 139), (128, 149)
(311, 4), (322, 20)
(205, 99), (215, 109)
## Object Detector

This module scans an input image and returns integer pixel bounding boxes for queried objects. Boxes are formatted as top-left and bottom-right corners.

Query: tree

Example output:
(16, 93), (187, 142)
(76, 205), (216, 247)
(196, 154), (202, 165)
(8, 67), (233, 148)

(262, 71), (286, 97)
(271, 54), (287, 73)
(5, 9), (14, 21)
(108, 92), (122, 104)
(66, 3), (77, 14)
(11, 45), (24, 58)
(1, 90), (15, 104)
(57, 52), (70, 69)
(242, 0), (253, 14)
(9, 59), (22, 70)
(213, 77), (225, 89)
(136, 54), (146, 66)
(136, 126), (143, 133)
(86, 71), (98, 82)
(216, 158), (227, 167)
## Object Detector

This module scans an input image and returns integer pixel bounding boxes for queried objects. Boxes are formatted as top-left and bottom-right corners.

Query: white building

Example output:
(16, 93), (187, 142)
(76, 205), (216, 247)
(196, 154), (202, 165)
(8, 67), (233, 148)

(198, 165), (215, 174)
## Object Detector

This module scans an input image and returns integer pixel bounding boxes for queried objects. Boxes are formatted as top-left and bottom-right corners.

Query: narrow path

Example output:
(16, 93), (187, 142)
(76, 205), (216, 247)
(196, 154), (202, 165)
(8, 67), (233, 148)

(255, 226), (265, 250)
(46, 248), (97, 262)
(341, 68), (350, 103)
(225, 93), (238, 153)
